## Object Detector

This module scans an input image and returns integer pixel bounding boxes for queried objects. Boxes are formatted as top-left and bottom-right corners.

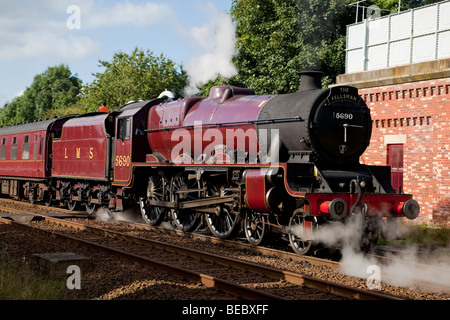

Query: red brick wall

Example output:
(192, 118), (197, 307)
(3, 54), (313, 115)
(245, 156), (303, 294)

(359, 78), (450, 226)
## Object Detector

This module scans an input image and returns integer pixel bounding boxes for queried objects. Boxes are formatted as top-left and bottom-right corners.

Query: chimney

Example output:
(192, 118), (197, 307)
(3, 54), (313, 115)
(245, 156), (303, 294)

(298, 70), (324, 92)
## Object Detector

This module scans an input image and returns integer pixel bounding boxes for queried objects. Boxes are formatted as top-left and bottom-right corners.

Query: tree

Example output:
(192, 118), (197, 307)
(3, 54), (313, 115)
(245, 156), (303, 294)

(229, 0), (441, 95)
(230, 0), (350, 94)
(80, 48), (188, 111)
(369, 0), (442, 12)
(0, 65), (81, 126)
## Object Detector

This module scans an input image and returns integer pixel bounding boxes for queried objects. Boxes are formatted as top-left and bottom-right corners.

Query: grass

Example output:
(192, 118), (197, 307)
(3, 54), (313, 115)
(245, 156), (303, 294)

(378, 222), (450, 247)
(402, 223), (450, 247)
(0, 257), (71, 300)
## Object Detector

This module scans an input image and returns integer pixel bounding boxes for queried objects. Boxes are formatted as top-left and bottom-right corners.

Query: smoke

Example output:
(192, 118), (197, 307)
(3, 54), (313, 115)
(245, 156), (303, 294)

(314, 214), (366, 250)
(93, 206), (176, 231)
(313, 215), (450, 293)
(338, 241), (450, 292)
(183, 3), (237, 96)
(93, 207), (145, 224)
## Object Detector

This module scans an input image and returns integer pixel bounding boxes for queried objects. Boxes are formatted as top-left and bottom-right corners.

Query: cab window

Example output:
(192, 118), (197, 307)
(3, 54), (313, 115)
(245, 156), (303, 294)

(117, 117), (131, 140)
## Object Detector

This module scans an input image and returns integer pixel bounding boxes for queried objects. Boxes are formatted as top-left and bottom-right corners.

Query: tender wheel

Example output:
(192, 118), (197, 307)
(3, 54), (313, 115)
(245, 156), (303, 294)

(288, 211), (313, 255)
(45, 190), (53, 207)
(170, 175), (201, 232)
(140, 176), (167, 226)
(25, 183), (36, 204)
(244, 211), (267, 246)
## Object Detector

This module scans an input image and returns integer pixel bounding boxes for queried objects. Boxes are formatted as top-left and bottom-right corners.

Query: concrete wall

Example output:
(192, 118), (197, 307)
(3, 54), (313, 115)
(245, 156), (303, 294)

(345, 0), (450, 73)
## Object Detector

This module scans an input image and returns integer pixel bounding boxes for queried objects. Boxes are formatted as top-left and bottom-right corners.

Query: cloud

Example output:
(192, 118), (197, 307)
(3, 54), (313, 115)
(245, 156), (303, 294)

(0, 1), (96, 61)
(0, 28), (99, 61)
(0, 1), (174, 62)
(84, 2), (174, 28)
(14, 90), (24, 98)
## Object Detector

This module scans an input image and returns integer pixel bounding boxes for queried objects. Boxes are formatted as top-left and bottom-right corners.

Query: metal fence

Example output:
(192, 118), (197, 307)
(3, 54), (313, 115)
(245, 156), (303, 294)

(345, 0), (450, 73)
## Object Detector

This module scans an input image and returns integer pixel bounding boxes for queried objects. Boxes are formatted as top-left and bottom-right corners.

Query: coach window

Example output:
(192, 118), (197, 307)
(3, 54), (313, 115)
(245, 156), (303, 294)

(11, 137), (17, 160)
(39, 138), (44, 156)
(22, 135), (30, 159)
(33, 135), (39, 159)
(0, 138), (6, 160)
(117, 117), (131, 140)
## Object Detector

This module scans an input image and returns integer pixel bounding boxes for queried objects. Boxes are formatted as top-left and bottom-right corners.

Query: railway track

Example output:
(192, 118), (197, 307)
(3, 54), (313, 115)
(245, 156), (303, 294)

(0, 207), (400, 300)
(98, 213), (450, 295)
(0, 199), (448, 299)
(0, 198), (341, 269)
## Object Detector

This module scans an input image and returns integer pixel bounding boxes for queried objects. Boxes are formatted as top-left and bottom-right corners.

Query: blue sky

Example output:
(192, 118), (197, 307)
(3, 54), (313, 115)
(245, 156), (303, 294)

(0, 0), (234, 107)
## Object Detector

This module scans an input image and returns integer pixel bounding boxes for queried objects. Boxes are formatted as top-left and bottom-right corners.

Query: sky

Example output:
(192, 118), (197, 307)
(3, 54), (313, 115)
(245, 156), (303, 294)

(0, 0), (234, 107)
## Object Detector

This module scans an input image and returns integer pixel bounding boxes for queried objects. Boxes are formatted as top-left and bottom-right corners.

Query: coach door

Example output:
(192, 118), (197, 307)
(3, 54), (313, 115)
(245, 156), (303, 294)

(114, 116), (133, 185)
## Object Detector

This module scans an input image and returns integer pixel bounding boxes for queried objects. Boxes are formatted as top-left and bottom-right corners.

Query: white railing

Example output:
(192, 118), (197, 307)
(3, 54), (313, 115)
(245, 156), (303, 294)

(345, 0), (450, 73)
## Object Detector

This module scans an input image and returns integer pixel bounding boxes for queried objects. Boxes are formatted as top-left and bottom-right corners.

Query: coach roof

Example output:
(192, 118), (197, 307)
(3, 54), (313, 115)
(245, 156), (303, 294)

(0, 118), (58, 136)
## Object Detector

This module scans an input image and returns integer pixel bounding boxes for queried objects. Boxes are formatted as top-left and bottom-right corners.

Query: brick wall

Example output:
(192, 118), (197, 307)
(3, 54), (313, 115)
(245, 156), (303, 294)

(358, 78), (450, 226)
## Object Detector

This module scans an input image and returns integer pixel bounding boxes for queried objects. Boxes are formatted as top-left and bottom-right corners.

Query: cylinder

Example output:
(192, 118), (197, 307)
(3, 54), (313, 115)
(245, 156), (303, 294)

(245, 168), (281, 212)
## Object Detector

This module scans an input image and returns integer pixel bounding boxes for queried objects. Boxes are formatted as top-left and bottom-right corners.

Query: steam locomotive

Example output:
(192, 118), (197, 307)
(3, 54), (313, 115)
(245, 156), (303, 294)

(0, 70), (420, 254)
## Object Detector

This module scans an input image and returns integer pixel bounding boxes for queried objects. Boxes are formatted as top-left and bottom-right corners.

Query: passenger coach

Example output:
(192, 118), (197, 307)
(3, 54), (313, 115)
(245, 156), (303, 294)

(0, 118), (69, 203)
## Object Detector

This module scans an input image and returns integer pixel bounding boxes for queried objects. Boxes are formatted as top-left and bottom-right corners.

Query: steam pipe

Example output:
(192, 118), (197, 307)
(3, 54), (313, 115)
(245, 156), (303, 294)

(350, 179), (362, 215)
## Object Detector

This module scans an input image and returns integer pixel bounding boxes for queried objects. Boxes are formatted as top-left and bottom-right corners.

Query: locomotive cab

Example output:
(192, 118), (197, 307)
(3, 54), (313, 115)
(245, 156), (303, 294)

(112, 98), (166, 186)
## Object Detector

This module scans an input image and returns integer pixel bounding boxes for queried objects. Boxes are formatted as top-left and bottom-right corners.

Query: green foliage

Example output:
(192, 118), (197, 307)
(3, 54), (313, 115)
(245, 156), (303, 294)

(0, 65), (81, 126)
(80, 48), (188, 112)
(0, 259), (70, 299)
(230, 0), (441, 95)
(403, 224), (450, 246)
(1, 49), (187, 123)
(2, 1), (442, 122)
(377, 223), (450, 247)
(230, 0), (351, 94)
(368, 0), (442, 12)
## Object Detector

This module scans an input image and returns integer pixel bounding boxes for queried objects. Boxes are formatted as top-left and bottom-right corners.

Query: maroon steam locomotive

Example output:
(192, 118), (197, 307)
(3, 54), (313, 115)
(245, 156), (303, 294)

(0, 71), (420, 254)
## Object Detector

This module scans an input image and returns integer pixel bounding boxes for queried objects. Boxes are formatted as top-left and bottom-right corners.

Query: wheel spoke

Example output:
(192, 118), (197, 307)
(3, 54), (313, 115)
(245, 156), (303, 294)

(288, 212), (313, 255)
(170, 175), (201, 232)
(207, 208), (239, 239)
(244, 211), (266, 246)
(140, 176), (167, 226)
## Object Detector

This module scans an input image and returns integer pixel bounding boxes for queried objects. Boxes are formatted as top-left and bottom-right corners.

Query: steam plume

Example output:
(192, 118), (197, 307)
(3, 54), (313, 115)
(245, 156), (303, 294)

(313, 215), (450, 293)
(183, 3), (237, 96)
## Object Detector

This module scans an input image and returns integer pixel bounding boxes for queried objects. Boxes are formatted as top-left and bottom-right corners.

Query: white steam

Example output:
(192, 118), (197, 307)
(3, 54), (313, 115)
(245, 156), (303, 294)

(314, 216), (450, 293)
(183, 3), (237, 96)
(94, 207), (145, 224)
(314, 215), (366, 250)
